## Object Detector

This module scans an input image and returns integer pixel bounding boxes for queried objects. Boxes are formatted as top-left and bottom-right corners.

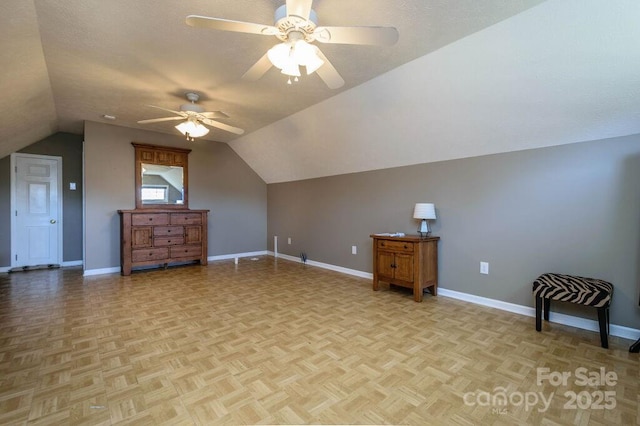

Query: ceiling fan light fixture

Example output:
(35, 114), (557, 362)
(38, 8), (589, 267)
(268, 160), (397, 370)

(292, 41), (324, 75)
(280, 60), (301, 77)
(267, 43), (292, 70)
(305, 50), (324, 75)
(175, 119), (209, 139)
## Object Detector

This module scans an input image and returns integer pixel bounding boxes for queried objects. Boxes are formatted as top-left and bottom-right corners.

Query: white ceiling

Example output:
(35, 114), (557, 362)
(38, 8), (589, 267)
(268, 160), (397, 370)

(232, 0), (640, 182)
(2, 0), (639, 184)
(1, 0), (544, 155)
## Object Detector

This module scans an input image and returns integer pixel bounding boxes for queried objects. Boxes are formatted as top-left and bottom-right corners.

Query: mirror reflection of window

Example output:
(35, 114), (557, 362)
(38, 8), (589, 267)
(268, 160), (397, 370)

(141, 185), (168, 203)
(140, 163), (184, 205)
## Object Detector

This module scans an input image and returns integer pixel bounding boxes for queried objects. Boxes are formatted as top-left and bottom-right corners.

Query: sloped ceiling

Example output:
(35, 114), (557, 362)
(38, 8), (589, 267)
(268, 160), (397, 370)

(231, 0), (640, 182)
(1, 0), (544, 158)
(2, 1), (639, 184)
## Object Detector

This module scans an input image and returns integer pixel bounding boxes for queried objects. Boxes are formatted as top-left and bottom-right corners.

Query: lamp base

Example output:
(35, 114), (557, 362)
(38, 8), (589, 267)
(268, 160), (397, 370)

(417, 219), (431, 238)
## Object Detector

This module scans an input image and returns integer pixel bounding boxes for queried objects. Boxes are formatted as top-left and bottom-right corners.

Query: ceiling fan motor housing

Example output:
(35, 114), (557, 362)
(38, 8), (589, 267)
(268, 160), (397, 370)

(181, 92), (205, 113)
(274, 4), (318, 42)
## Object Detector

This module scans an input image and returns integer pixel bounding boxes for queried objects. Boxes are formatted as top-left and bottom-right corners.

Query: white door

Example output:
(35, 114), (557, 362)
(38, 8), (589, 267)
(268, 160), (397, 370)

(11, 154), (63, 268)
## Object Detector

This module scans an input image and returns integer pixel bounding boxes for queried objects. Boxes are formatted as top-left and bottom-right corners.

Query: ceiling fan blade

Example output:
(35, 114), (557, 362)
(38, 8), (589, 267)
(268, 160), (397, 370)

(147, 105), (187, 117)
(137, 116), (185, 124)
(313, 26), (399, 46)
(242, 52), (273, 81)
(201, 111), (230, 119)
(186, 15), (279, 36)
(314, 50), (345, 89)
(286, 0), (313, 20)
(201, 118), (245, 135)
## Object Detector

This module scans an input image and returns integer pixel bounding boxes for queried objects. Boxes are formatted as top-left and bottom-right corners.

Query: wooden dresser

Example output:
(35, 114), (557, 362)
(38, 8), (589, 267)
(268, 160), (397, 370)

(370, 234), (439, 302)
(119, 209), (208, 276)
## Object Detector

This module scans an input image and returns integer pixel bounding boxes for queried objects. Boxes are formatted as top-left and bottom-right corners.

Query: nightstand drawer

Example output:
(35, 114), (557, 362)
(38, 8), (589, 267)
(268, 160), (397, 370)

(377, 240), (414, 252)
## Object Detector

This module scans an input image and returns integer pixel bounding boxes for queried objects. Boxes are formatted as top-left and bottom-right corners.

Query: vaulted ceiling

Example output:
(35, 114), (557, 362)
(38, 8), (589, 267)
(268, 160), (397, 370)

(2, 0), (640, 183)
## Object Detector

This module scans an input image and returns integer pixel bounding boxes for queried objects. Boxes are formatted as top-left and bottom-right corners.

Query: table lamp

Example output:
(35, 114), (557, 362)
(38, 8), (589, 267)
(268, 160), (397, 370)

(413, 203), (436, 237)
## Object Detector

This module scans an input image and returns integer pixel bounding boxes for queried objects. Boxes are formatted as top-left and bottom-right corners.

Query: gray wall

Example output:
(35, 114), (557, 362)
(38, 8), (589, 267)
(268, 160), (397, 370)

(0, 132), (84, 265)
(268, 134), (640, 328)
(84, 121), (267, 271)
(0, 156), (10, 265)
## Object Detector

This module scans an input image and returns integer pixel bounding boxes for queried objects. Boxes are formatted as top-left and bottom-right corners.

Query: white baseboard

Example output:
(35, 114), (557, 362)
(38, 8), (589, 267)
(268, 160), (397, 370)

(208, 251), (268, 262)
(438, 288), (640, 341)
(267, 253), (640, 341)
(10, 252), (640, 341)
(83, 266), (120, 276)
(82, 251), (270, 277)
(268, 251), (373, 279)
(1, 260), (82, 273)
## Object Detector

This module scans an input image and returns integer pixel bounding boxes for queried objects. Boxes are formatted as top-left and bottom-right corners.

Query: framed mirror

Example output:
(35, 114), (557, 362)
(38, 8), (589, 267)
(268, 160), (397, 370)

(132, 142), (191, 209)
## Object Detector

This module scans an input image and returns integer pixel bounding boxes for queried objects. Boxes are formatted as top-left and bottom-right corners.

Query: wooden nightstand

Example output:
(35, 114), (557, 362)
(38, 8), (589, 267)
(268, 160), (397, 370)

(370, 234), (439, 302)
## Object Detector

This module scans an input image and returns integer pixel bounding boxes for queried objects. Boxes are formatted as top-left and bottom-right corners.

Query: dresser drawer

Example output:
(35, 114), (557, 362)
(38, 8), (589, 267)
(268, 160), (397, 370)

(170, 245), (202, 258)
(153, 226), (183, 236)
(132, 247), (169, 262)
(132, 213), (169, 226)
(377, 240), (414, 252)
(154, 236), (185, 246)
(170, 212), (203, 225)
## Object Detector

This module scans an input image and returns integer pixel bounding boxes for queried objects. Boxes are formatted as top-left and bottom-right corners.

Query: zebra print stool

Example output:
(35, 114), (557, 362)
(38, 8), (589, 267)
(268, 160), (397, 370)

(533, 273), (613, 348)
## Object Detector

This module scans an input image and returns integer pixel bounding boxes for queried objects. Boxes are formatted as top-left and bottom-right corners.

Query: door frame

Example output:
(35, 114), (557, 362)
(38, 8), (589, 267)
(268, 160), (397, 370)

(10, 153), (64, 268)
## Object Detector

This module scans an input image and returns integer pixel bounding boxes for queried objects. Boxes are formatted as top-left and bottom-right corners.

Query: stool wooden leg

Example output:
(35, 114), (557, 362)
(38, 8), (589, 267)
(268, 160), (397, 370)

(597, 307), (608, 349)
(535, 297), (542, 331)
(543, 298), (550, 321)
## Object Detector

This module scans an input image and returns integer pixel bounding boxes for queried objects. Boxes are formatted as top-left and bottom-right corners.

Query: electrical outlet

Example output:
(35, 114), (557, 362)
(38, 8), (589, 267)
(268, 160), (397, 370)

(352, 245), (357, 255)
(287, 237), (292, 245)
(480, 262), (489, 275)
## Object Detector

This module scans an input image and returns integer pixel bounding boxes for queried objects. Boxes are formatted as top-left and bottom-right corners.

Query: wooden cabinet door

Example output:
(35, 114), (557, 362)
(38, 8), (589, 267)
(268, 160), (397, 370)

(131, 227), (152, 248)
(394, 253), (414, 282)
(377, 251), (395, 279)
(184, 226), (202, 244)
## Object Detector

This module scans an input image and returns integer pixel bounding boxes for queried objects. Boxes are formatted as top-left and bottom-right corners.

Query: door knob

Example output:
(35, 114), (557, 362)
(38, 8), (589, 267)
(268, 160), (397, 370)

(50, 219), (57, 224)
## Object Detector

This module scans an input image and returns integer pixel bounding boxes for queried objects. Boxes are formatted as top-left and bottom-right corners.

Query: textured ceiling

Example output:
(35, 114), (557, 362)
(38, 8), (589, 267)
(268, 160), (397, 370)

(0, 0), (546, 160)
(4, 0), (638, 184)
(231, 0), (640, 183)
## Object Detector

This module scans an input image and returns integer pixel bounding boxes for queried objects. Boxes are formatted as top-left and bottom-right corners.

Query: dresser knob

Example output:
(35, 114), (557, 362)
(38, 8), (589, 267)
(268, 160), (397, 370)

(404, 245), (408, 249)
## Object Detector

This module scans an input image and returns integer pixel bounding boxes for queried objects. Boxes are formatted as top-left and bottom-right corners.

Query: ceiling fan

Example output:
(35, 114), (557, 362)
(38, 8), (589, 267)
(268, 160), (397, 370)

(137, 92), (244, 140)
(186, 0), (399, 89)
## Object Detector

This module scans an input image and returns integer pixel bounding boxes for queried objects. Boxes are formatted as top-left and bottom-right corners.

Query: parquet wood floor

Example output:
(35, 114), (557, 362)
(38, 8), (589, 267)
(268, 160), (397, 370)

(0, 257), (637, 425)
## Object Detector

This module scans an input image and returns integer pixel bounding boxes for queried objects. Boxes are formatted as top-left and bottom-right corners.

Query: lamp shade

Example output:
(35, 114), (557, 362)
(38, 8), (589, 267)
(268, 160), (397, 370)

(413, 203), (436, 220)
(268, 40), (324, 76)
(175, 120), (209, 138)
(267, 42), (292, 70)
